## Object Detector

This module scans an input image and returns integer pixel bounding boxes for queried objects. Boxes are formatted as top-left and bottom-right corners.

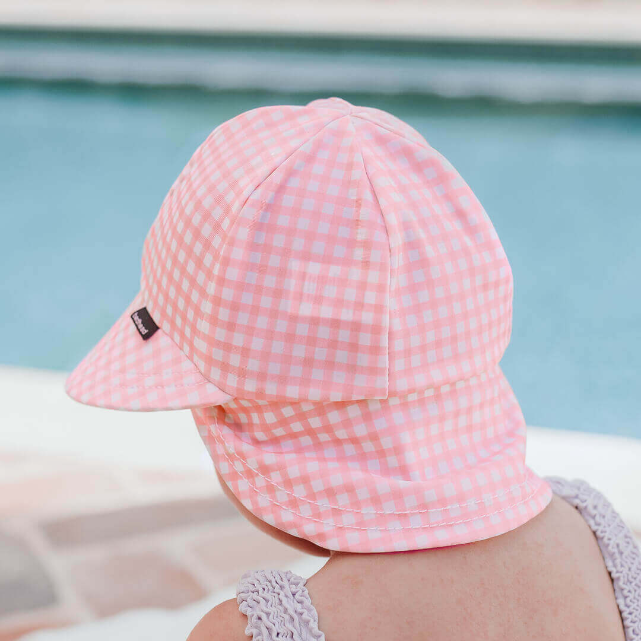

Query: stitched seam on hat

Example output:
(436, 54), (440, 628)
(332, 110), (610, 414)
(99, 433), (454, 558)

(349, 117), (392, 399)
(105, 380), (218, 390)
(82, 369), (202, 380)
(214, 428), (542, 529)
(350, 113), (431, 152)
(212, 424), (532, 516)
(77, 362), (500, 397)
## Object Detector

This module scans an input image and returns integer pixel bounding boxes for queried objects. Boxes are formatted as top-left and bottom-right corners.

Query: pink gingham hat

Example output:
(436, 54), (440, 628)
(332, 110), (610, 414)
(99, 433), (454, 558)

(66, 97), (552, 552)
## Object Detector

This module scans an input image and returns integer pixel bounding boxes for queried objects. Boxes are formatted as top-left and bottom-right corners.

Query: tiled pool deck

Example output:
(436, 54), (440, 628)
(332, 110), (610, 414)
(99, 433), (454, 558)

(0, 451), (305, 641)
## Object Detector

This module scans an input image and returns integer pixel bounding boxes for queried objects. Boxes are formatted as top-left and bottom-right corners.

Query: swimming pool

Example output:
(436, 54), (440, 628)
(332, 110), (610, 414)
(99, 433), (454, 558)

(1, 31), (640, 438)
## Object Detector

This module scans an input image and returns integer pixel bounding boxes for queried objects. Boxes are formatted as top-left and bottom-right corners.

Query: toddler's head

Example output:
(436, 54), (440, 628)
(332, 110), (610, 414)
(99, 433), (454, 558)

(66, 97), (552, 554)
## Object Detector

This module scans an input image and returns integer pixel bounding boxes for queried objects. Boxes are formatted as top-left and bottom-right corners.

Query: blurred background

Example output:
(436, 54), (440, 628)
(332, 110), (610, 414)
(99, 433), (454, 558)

(1, 2), (640, 639)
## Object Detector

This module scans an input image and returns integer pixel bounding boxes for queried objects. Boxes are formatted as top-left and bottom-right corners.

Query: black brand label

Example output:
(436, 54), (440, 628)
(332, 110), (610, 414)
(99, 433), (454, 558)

(131, 307), (159, 341)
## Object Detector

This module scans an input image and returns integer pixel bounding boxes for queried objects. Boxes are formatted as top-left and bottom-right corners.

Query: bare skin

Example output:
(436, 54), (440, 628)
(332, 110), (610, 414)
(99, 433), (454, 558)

(188, 473), (626, 641)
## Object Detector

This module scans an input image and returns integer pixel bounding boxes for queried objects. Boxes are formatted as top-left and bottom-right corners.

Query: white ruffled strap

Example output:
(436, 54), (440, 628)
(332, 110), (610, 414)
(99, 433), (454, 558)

(236, 568), (325, 641)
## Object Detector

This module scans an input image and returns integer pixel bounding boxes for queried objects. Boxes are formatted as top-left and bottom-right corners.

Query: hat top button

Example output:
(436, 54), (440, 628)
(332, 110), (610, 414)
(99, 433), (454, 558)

(313, 97), (356, 115)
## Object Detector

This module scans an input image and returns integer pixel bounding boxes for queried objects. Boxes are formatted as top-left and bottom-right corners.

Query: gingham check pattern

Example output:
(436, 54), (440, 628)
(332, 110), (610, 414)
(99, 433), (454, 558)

(194, 365), (550, 552)
(66, 97), (552, 551)
(65, 291), (233, 410)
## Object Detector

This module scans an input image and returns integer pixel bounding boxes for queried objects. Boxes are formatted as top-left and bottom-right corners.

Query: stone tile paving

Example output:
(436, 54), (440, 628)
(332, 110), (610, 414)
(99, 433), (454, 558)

(41, 496), (239, 548)
(0, 450), (304, 640)
(0, 533), (57, 617)
(64, 549), (207, 617)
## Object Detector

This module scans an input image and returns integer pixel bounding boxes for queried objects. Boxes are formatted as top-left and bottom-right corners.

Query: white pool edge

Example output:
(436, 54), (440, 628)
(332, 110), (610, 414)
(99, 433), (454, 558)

(2, 1), (641, 47)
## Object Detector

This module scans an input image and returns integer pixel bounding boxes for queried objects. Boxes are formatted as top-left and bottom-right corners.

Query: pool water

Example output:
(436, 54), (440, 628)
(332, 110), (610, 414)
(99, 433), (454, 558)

(1, 76), (640, 437)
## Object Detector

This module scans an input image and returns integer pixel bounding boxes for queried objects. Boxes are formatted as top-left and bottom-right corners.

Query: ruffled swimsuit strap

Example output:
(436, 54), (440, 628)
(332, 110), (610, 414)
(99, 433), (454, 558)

(546, 476), (641, 641)
(236, 568), (326, 641)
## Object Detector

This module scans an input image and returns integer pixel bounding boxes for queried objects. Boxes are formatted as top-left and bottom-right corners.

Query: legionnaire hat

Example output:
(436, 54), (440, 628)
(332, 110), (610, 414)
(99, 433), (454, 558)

(66, 97), (552, 552)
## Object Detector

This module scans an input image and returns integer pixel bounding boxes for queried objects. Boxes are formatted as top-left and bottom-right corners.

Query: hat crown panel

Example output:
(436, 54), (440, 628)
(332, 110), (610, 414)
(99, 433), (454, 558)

(352, 116), (513, 395)
(140, 105), (346, 387)
(140, 98), (513, 404)
(141, 105), (392, 402)
(197, 115), (391, 402)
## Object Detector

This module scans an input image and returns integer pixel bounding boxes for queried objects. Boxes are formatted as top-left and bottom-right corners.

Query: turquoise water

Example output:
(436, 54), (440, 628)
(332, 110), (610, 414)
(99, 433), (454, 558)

(1, 73), (640, 437)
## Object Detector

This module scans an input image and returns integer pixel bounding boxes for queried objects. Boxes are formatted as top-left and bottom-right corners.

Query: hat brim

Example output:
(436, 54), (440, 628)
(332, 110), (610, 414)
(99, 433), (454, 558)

(65, 291), (234, 411)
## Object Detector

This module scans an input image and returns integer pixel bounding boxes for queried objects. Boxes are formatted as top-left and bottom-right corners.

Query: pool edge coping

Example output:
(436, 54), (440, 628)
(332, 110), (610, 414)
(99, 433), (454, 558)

(2, 1), (641, 48)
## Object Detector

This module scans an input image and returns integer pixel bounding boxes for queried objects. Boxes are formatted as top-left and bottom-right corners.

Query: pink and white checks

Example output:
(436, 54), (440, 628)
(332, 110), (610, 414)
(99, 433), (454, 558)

(66, 97), (552, 552)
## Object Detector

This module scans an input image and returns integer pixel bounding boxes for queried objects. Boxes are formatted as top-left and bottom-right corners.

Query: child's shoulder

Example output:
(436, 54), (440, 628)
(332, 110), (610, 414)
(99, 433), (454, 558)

(187, 598), (247, 641)
(302, 491), (625, 641)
